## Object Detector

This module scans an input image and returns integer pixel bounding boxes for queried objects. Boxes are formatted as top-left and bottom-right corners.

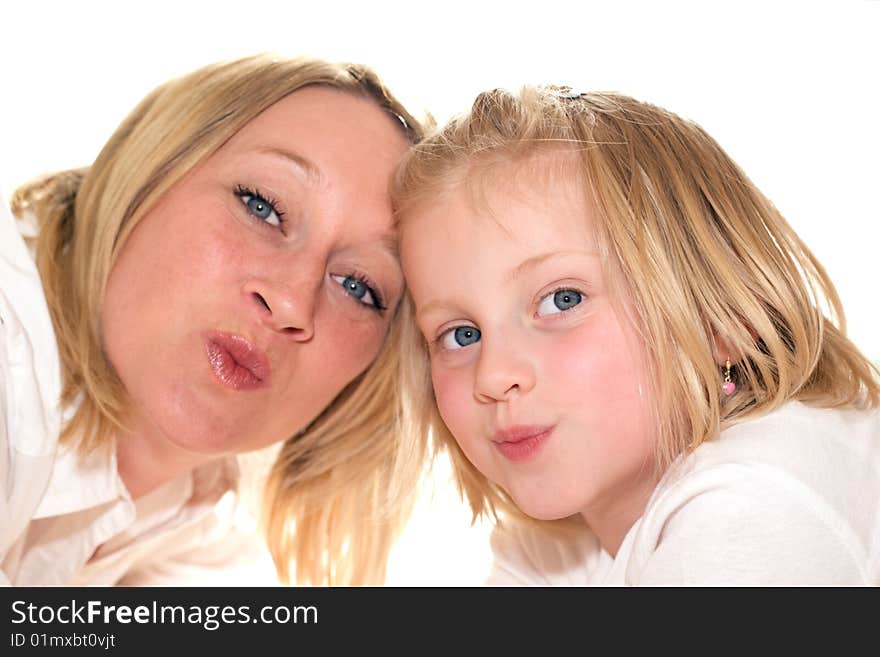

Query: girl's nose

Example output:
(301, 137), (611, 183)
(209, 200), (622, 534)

(473, 336), (536, 403)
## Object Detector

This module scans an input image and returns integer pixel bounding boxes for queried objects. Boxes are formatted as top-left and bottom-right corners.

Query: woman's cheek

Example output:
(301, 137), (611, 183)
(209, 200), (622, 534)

(317, 312), (387, 385)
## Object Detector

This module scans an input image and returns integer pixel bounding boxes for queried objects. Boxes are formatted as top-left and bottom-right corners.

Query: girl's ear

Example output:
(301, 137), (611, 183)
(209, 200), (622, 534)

(712, 334), (738, 366)
(711, 329), (756, 366)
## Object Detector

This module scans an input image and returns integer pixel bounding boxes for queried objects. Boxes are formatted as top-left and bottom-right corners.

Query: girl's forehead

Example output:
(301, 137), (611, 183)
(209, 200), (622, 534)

(463, 154), (595, 238)
(465, 148), (586, 204)
(402, 149), (589, 225)
(400, 158), (604, 270)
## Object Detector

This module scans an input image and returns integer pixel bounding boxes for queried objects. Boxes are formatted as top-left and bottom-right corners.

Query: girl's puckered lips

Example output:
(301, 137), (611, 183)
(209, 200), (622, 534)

(204, 331), (271, 390)
(492, 425), (554, 463)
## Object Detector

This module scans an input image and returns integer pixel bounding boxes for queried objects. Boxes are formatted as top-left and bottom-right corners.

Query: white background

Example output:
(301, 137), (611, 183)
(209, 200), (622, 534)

(1, 0), (877, 584)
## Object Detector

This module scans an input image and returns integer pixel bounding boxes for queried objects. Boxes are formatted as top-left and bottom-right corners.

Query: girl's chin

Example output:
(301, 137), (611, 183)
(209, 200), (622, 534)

(520, 507), (576, 522)
(506, 489), (578, 522)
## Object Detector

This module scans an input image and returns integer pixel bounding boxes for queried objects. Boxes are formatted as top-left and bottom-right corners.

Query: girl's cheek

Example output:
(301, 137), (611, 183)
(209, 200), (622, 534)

(538, 324), (599, 385)
(432, 367), (473, 433)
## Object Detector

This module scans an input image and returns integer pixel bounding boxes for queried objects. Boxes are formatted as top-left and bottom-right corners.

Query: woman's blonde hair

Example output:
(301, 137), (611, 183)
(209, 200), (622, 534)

(393, 86), (880, 524)
(11, 54), (425, 585)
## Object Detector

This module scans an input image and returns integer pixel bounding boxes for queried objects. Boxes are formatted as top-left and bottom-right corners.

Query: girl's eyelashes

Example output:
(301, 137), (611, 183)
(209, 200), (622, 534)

(536, 287), (584, 317)
(331, 273), (387, 314)
(234, 184), (286, 229)
(431, 285), (585, 350)
(437, 325), (481, 351)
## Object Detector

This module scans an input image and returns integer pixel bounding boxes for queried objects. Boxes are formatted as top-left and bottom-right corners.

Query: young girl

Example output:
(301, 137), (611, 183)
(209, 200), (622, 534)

(393, 87), (880, 585)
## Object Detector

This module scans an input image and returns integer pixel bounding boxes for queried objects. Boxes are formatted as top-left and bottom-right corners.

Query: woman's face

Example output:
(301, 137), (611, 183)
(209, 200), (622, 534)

(102, 86), (409, 455)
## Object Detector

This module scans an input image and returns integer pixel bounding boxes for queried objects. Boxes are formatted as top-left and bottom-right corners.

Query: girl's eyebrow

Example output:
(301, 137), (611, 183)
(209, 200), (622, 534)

(416, 250), (601, 325)
(416, 300), (459, 325)
(507, 250), (599, 282)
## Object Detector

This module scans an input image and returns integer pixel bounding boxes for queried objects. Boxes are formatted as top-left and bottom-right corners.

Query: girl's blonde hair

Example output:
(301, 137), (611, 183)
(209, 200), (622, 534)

(11, 54), (425, 585)
(393, 86), (880, 524)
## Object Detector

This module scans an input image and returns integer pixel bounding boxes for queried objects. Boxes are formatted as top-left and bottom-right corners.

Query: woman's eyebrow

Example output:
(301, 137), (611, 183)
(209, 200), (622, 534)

(360, 231), (402, 272)
(253, 146), (323, 183)
(377, 231), (399, 260)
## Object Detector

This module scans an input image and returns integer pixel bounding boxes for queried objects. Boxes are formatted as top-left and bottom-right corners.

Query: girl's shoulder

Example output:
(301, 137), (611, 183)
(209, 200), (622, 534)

(710, 401), (878, 466)
(625, 402), (880, 584)
(659, 401), (880, 497)
(641, 403), (879, 547)
(650, 401), (873, 512)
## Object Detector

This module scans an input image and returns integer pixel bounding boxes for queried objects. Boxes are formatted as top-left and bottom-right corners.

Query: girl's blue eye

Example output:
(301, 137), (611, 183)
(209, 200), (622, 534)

(537, 289), (583, 316)
(441, 326), (481, 350)
(235, 186), (284, 227)
(330, 275), (385, 312)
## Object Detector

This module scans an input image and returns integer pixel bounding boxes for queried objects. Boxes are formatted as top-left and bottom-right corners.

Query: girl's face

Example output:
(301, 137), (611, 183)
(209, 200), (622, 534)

(401, 159), (659, 542)
(102, 87), (409, 456)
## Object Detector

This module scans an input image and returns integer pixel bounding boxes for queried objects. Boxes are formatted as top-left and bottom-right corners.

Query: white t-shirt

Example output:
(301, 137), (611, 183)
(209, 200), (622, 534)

(487, 401), (880, 585)
(0, 195), (278, 585)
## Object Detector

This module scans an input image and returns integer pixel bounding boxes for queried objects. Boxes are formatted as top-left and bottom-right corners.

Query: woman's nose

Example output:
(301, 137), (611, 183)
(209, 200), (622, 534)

(243, 274), (319, 342)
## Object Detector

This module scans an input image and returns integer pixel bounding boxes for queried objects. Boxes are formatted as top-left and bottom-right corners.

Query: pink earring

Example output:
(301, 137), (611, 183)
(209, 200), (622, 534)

(722, 358), (736, 395)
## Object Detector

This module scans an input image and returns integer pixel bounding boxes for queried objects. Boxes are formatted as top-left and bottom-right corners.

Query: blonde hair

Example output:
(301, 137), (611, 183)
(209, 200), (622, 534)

(12, 54), (425, 585)
(393, 86), (880, 524)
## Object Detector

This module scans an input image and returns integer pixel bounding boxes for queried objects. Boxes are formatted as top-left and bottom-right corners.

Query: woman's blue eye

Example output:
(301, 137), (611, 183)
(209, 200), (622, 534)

(245, 196), (274, 220)
(235, 186), (283, 227)
(441, 326), (481, 350)
(331, 275), (385, 312)
(537, 289), (583, 316)
(343, 276), (367, 300)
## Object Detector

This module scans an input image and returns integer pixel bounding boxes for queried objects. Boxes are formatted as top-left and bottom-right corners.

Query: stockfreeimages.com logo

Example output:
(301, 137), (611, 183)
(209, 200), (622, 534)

(11, 599), (317, 632)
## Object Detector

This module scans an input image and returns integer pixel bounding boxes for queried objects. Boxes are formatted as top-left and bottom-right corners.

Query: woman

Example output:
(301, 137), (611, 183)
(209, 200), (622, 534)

(0, 54), (425, 585)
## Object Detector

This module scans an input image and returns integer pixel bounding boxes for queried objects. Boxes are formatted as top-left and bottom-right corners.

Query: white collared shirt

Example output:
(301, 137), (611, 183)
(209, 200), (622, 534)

(1, 194), (278, 586)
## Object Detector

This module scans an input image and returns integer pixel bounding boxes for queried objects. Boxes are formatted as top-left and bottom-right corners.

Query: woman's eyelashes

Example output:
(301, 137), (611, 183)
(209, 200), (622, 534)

(234, 185), (286, 229)
(331, 274), (386, 314)
(536, 287), (584, 317)
(232, 185), (387, 315)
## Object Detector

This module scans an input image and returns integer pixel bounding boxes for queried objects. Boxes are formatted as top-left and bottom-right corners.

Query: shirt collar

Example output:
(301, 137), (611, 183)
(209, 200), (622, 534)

(32, 438), (124, 518)
(33, 435), (239, 519)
